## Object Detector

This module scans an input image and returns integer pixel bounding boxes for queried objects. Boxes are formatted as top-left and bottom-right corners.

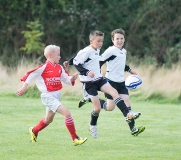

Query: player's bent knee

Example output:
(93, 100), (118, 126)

(94, 108), (101, 113)
(65, 113), (71, 118)
(106, 108), (114, 111)
(106, 106), (115, 111)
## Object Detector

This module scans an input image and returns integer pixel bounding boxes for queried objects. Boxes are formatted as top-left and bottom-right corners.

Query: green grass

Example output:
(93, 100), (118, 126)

(0, 95), (180, 160)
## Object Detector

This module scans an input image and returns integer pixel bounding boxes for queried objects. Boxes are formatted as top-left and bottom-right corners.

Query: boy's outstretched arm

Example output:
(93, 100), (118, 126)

(16, 83), (28, 96)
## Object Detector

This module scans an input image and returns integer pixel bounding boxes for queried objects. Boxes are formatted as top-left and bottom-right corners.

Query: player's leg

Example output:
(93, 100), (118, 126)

(100, 82), (132, 122)
(84, 82), (102, 138)
(29, 93), (59, 142)
(56, 104), (77, 141)
(117, 95), (135, 130)
(120, 94), (141, 119)
(78, 95), (107, 110)
(118, 81), (141, 119)
(119, 94), (145, 136)
(120, 94), (131, 107)
(119, 81), (145, 135)
(89, 95), (101, 138)
(103, 84), (135, 133)
(79, 96), (116, 111)
(78, 83), (108, 110)
(29, 110), (54, 142)
(103, 82), (135, 132)
(104, 84), (116, 111)
(104, 99), (115, 111)
(78, 84), (92, 108)
(56, 105), (87, 145)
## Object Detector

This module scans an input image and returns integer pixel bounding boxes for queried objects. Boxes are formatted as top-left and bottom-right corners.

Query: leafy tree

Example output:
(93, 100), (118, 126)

(125, 0), (181, 66)
(0, 0), (180, 67)
(20, 21), (45, 59)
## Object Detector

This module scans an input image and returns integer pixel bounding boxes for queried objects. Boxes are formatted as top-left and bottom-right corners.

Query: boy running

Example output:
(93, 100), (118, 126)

(98, 28), (145, 136)
(16, 45), (87, 146)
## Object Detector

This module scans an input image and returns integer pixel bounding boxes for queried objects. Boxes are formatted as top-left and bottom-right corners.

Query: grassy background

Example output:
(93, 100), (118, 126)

(0, 95), (180, 160)
(1, 62), (181, 103)
(0, 62), (181, 159)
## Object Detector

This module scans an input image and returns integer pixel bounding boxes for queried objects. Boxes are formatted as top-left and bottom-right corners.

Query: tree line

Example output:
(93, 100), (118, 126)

(0, 0), (180, 67)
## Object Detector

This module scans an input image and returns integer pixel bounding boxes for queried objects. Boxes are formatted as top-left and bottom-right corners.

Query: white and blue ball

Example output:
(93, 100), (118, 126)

(125, 75), (142, 91)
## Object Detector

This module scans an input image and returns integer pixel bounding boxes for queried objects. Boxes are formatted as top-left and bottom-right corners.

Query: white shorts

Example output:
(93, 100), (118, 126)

(41, 90), (62, 113)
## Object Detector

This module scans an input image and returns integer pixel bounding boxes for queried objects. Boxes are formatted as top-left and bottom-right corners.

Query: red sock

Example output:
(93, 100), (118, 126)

(65, 117), (78, 140)
(32, 118), (49, 136)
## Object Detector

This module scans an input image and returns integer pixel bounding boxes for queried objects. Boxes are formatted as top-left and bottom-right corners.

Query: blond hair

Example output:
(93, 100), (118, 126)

(44, 45), (60, 58)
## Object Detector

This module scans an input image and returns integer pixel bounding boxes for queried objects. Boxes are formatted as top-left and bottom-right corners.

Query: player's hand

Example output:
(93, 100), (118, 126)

(88, 71), (94, 78)
(16, 83), (28, 96)
(16, 87), (26, 96)
(71, 72), (79, 81)
(63, 61), (69, 68)
(130, 69), (137, 75)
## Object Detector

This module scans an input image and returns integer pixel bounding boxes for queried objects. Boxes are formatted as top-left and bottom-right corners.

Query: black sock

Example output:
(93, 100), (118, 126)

(99, 99), (107, 110)
(128, 119), (135, 131)
(114, 97), (129, 117)
(90, 110), (99, 125)
(127, 106), (132, 111)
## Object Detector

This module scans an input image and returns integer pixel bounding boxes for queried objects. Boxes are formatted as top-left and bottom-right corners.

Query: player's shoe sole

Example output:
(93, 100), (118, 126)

(29, 127), (37, 142)
(132, 112), (141, 120)
(131, 126), (145, 136)
(73, 137), (87, 146)
(78, 99), (90, 108)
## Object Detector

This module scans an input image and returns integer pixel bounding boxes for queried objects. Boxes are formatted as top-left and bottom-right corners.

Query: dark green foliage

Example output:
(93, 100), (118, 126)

(20, 21), (45, 57)
(0, 0), (180, 66)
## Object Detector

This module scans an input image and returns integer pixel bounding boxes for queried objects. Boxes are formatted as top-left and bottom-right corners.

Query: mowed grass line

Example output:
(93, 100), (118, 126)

(0, 96), (180, 160)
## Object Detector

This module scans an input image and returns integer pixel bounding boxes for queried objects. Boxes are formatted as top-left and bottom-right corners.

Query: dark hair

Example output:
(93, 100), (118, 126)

(89, 30), (104, 40)
(111, 28), (125, 40)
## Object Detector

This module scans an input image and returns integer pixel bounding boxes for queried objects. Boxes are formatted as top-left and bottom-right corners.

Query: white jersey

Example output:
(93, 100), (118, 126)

(73, 46), (103, 82)
(100, 46), (127, 82)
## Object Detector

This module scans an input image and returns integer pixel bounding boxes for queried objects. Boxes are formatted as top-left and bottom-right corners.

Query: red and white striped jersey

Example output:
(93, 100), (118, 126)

(20, 60), (74, 93)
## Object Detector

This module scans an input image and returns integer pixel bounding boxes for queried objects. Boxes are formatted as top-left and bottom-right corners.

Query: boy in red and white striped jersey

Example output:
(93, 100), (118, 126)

(16, 45), (87, 146)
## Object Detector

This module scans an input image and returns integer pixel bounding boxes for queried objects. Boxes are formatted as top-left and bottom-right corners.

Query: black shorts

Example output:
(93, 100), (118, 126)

(83, 78), (107, 97)
(105, 78), (129, 100)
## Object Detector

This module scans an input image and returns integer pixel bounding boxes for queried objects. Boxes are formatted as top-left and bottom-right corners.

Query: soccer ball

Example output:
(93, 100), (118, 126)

(125, 75), (142, 91)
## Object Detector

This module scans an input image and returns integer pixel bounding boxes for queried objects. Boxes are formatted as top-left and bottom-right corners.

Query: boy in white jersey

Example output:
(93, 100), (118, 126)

(99, 28), (145, 136)
(73, 30), (135, 138)
(16, 45), (87, 146)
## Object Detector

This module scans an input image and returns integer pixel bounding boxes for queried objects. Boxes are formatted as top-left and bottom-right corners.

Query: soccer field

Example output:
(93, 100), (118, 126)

(0, 96), (180, 160)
